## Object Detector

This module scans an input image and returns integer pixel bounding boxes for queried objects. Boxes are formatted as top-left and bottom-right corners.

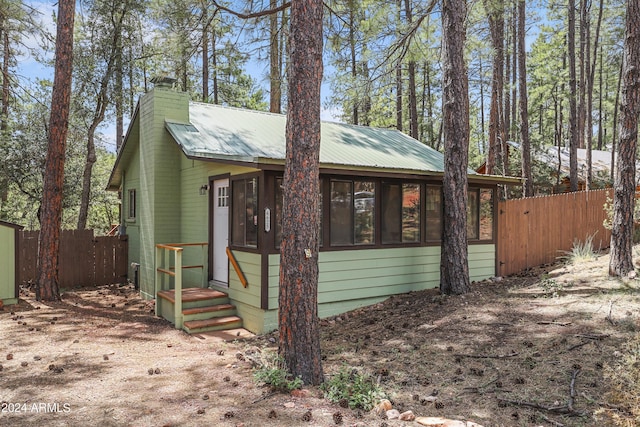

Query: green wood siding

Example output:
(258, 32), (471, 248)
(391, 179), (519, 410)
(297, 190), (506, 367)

(122, 145), (141, 283)
(268, 247), (444, 310)
(0, 224), (17, 304)
(235, 244), (497, 333)
(121, 86), (261, 298)
(469, 244), (496, 281)
(137, 88), (189, 298)
(228, 250), (262, 305)
(178, 158), (255, 288)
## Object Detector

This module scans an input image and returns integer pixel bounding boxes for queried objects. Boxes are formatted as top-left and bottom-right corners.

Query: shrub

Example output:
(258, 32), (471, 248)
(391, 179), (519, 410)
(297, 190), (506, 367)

(321, 366), (385, 410)
(539, 274), (565, 298)
(252, 351), (303, 393)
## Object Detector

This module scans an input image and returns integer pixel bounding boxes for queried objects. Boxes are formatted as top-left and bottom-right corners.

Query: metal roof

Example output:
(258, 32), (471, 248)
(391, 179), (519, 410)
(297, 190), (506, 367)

(166, 102), (457, 175)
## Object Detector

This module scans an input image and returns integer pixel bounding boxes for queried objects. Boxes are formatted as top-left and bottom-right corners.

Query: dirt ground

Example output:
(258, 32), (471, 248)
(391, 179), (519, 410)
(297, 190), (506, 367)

(1, 248), (639, 427)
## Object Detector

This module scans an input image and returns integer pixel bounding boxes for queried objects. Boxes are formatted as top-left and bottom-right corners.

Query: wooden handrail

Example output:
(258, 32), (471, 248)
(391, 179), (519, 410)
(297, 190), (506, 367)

(157, 267), (175, 277)
(155, 244), (184, 251)
(226, 247), (248, 288)
(163, 242), (208, 248)
(166, 265), (204, 270)
(155, 242), (208, 330)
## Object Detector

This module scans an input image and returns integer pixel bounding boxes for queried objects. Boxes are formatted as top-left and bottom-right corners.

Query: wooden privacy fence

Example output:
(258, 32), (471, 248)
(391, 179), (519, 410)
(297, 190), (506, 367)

(497, 189), (612, 277)
(18, 229), (128, 288)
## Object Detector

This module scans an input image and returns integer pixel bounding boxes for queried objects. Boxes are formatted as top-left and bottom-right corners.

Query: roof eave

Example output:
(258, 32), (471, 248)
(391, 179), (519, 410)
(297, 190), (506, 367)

(468, 174), (523, 185)
(106, 101), (141, 191)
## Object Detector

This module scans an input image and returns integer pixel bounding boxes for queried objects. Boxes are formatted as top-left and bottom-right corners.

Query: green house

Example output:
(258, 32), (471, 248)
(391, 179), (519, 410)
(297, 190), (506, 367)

(0, 220), (23, 305)
(107, 81), (516, 334)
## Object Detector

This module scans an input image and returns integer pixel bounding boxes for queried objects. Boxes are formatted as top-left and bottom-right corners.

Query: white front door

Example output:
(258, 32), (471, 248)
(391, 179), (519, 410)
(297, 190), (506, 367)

(213, 179), (229, 285)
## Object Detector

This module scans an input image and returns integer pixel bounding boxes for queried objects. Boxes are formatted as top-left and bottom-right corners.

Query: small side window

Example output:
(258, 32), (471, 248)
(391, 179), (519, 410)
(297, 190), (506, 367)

(128, 189), (136, 220)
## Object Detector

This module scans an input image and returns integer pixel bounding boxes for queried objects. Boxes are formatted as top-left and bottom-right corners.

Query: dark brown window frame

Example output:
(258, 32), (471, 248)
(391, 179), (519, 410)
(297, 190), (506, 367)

(258, 172), (496, 254)
(127, 189), (136, 220)
(229, 172), (261, 252)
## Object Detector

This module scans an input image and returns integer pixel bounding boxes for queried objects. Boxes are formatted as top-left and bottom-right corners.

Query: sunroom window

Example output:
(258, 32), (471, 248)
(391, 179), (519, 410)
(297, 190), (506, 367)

(479, 188), (494, 240)
(382, 183), (421, 244)
(467, 189), (479, 240)
(330, 180), (375, 246)
(425, 186), (442, 241)
(231, 177), (258, 248)
(467, 187), (494, 241)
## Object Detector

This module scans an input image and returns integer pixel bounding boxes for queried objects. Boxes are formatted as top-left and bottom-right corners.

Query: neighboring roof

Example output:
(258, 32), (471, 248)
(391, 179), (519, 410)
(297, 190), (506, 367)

(539, 146), (615, 180)
(167, 102), (452, 174)
(506, 141), (622, 181)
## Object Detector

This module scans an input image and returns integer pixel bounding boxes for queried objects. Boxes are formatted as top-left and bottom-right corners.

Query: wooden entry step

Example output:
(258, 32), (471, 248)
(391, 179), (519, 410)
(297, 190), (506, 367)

(182, 303), (235, 316)
(157, 288), (227, 304)
(183, 316), (243, 334)
(156, 288), (243, 333)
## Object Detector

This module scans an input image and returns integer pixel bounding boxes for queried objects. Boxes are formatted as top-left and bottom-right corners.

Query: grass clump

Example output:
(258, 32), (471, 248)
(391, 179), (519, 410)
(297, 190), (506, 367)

(561, 233), (597, 264)
(253, 351), (303, 393)
(321, 366), (385, 410)
(598, 334), (640, 426)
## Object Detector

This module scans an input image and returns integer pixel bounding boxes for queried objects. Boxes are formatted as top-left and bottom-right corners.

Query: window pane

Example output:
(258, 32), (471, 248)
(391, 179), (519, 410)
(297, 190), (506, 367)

(467, 189), (479, 240)
(232, 180), (246, 245)
(128, 189), (136, 219)
(382, 183), (401, 243)
(402, 184), (420, 242)
(331, 181), (353, 245)
(425, 186), (442, 240)
(217, 186), (228, 207)
(354, 181), (375, 245)
(480, 188), (494, 240)
(246, 178), (258, 247)
(275, 178), (283, 248)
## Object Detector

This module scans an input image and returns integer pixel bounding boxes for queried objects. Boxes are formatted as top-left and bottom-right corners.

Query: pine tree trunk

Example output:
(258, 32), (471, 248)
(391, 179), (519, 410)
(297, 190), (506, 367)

(568, 0), (579, 191)
(440, 0), (470, 296)
(511, 0), (517, 144)
(278, 0), (324, 386)
(349, 7), (358, 124)
(212, 30), (219, 104)
(584, 6), (592, 189)
(115, 14), (124, 151)
(578, 0), (587, 151)
(483, 0), (504, 175)
(518, 0), (533, 197)
(503, 10), (512, 177)
(609, 0), (640, 277)
(37, 0), (75, 301)
(404, 0), (419, 139)
(269, 0), (281, 113)
(396, 65), (403, 131)
(1, 26), (9, 130)
(611, 59), (623, 180)
(202, 5), (209, 103)
(77, 130), (97, 230)
(79, 5), (126, 229)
